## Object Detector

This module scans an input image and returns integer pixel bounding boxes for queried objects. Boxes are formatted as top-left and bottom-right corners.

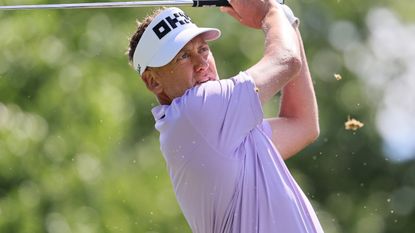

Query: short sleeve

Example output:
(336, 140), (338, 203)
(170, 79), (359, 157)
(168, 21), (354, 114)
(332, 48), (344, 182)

(260, 120), (273, 138)
(180, 72), (264, 153)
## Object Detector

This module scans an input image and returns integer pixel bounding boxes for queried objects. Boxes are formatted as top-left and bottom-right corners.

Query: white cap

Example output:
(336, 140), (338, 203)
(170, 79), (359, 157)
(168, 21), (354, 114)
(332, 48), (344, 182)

(133, 7), (221, 75)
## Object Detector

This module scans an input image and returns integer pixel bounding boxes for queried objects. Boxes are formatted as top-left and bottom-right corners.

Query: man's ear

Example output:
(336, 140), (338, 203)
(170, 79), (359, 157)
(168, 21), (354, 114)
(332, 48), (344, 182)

(141, 70), (163, 95)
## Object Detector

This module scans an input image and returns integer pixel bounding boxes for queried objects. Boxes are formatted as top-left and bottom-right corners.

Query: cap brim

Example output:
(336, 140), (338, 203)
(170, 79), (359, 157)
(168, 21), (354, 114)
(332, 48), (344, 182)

(148, 27), (221, 68)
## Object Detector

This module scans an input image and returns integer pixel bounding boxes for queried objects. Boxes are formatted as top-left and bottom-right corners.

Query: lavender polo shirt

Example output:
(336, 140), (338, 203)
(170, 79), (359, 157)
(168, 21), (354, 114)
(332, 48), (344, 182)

(151, 72), (324, 233)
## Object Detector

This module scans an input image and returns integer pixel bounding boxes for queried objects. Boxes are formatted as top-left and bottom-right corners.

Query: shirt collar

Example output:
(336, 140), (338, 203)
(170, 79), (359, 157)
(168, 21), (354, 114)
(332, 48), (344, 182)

(151, 105), (167, 121)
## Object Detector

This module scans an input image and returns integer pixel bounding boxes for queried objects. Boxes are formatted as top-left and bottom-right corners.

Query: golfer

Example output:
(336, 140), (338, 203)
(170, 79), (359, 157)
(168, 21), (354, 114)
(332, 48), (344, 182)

(128, 0), (323, 232)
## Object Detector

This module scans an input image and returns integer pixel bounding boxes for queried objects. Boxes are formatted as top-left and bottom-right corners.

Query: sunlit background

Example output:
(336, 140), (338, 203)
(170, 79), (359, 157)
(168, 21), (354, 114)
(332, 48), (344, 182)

(1, 0), (415, 232)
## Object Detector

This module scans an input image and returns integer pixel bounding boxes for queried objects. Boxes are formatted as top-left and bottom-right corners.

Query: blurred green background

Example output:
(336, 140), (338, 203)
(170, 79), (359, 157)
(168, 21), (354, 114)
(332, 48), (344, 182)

(1, 0), (415, 232)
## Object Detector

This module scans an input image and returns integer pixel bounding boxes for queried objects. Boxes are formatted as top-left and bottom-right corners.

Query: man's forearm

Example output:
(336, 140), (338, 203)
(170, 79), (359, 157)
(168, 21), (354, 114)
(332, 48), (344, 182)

(248, 4), (301, 104)
(261, 6), (300, 65)
(278, 28), (319, 141)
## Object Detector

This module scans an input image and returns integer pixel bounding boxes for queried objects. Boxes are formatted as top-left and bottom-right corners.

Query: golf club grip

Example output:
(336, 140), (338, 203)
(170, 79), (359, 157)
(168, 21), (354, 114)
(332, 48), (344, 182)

(192, 0), (229, 7)
(192, 0), (284, 7)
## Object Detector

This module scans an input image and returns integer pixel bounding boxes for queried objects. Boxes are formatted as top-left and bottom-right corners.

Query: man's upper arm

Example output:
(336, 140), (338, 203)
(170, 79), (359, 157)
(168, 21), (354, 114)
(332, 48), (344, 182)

(265, 117), (316, 160)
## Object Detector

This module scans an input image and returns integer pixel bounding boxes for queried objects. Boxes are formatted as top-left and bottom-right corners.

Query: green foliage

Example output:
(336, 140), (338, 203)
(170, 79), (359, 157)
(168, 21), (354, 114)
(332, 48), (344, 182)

(1, 0), (415, 232)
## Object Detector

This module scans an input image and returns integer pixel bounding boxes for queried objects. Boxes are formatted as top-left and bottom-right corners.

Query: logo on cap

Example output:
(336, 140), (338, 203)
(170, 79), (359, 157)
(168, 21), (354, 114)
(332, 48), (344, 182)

(152, 12), (192, 40)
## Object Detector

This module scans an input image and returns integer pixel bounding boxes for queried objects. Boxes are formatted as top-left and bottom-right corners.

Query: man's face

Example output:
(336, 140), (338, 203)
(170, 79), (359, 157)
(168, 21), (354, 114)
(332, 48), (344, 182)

(145, 35), (218, 104)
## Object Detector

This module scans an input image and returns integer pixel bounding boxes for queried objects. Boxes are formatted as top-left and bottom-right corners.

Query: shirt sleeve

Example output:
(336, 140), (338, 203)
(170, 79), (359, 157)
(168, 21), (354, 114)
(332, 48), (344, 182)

(180, 72), (264, 153)
(260, 120), (273, 138)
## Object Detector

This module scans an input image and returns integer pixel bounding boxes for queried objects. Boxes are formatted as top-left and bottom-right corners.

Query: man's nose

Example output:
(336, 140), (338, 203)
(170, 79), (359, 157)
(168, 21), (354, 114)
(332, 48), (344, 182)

(193, 54), (209, 73)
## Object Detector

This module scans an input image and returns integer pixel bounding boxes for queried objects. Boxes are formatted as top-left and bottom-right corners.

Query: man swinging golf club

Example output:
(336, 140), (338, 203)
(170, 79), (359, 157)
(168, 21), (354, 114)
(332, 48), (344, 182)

(128, 0), (323, 232)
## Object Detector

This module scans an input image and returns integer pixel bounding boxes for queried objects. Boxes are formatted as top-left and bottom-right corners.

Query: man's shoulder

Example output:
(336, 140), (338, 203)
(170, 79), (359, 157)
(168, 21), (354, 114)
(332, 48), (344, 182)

(180, 72), (254, 102)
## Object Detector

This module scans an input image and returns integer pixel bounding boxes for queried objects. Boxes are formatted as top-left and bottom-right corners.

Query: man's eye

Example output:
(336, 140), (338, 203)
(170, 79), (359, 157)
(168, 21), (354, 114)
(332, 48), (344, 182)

(200, 46), (209, 53)
(178, 53), (189, 61)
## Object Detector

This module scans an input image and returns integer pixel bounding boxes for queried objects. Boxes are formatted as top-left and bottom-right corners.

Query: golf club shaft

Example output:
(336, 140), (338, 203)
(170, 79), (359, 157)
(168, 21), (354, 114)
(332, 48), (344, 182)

(0, 0), (232, 10)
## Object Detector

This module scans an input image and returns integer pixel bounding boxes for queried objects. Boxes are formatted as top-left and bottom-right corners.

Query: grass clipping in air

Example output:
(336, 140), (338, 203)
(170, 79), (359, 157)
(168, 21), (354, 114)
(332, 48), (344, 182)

(334, 73), (342, 80)
(345, 116), (364, 131)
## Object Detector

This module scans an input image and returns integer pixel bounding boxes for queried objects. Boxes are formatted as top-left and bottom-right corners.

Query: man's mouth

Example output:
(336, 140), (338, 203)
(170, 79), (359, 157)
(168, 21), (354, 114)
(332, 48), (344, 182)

(194, 77), (211, 86)
(198, 79), (210, 84)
